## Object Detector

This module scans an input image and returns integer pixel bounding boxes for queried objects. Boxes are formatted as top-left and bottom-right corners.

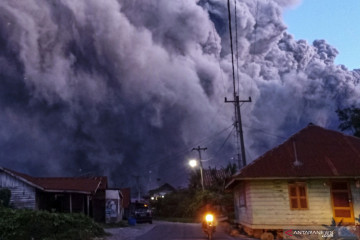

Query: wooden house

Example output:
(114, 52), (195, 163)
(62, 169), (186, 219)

(226, 124), (360, 238)
(0, 167), (109, 222)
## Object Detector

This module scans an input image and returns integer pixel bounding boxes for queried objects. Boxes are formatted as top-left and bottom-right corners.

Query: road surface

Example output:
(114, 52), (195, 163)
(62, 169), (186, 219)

(134, 221), (242, 240)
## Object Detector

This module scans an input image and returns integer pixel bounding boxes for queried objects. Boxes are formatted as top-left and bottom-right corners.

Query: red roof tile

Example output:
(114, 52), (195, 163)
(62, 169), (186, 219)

(31, 177), (107, 193)
(232, 124), (360, 179)
(203, 168), (233, 188)
(2, 168), (107, 194)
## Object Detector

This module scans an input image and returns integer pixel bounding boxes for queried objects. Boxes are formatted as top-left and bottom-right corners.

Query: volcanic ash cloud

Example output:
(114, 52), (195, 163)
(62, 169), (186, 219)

(0, 0), (359, 188)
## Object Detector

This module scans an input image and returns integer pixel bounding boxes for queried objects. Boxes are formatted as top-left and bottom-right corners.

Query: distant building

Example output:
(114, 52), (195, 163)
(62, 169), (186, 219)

(226, 124), (360, 239)
(148, 183), (176, 200)
(0, 167), (123, 222)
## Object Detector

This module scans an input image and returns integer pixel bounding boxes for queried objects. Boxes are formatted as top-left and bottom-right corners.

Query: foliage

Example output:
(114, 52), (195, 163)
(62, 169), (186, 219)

(152, 188), (234, 221)
(188, 170), (202, 190)
(152, 163), (236, 221)
(0, 188), (11, 207)
(0, 207), (105, 240)
(336, 106), (360, 137)
(188, 163), (237, 191)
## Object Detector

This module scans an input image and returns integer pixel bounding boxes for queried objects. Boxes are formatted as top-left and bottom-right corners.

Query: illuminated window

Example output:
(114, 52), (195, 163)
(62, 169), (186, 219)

(288, 183), (308, 210)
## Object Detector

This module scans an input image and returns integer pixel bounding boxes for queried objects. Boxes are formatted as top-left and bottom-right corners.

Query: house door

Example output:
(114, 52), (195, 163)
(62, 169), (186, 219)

(330, 182), (355, 224)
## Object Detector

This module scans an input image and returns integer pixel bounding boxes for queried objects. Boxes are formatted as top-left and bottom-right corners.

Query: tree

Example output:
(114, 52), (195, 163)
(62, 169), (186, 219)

(336, 107), (360, 137)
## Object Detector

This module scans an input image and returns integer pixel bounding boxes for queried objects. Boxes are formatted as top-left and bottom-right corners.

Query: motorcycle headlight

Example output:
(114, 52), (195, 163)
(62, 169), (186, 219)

(205, 214), (214, 222)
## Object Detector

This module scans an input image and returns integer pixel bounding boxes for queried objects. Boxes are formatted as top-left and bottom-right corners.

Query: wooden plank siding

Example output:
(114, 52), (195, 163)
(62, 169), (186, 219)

(233, 179), (360, 229)
(235, 181), (253, 225)
(249, 180), (333, 227)
(0, 171), (37, 209)
(350, 182), (360, 222)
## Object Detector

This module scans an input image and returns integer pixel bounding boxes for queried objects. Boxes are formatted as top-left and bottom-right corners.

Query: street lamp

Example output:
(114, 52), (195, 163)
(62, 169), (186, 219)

(189, 159), (197, 168)
(188, 159), (204, 191)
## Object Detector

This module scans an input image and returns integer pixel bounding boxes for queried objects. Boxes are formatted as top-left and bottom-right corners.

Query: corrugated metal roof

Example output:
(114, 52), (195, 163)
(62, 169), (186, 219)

(232, 124), (360, 179)
(2, 168), (107, 194)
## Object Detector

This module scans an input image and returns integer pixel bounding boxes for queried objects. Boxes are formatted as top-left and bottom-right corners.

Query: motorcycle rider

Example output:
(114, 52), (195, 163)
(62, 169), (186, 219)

(201, 204), (218, 232)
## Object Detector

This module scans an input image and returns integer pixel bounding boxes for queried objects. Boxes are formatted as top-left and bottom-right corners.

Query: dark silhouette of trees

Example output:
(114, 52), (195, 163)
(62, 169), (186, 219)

(336, 106), (360, 137)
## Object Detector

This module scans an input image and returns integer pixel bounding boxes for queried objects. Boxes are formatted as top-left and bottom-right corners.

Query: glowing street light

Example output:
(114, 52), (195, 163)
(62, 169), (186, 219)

(189, 159), (198, 168)
(188, 158), (204, 191)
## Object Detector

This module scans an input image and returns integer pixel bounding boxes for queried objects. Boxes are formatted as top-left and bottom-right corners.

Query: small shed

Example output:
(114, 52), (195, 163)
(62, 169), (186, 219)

(226, 124), (360, 238)
(105, 189), (124, 223)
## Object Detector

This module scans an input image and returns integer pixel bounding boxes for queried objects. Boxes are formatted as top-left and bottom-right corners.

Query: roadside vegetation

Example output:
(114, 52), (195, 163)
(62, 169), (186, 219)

(0, 189), (105, 240)
(151, 163), (236, 223)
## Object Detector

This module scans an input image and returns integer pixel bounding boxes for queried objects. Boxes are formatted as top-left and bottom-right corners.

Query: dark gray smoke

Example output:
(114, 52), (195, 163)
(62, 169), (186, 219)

(0, 0), (359, 193)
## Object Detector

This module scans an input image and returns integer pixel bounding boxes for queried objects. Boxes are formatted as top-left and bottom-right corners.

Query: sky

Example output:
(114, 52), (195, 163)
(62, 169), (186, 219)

(0, 0), (360, 194)
(283, 0), (360, 70)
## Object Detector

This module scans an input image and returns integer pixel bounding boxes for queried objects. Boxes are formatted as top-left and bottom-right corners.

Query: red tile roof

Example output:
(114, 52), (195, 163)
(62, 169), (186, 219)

(2, 168), (107, 194)
(231, 124), (360, 180)
(31, 177), (107, 194)
(203, 168), (233, 188)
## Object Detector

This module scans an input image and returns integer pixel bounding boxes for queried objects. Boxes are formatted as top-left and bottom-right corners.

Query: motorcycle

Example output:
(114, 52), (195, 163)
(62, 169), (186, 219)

(202, 213), (216, 240)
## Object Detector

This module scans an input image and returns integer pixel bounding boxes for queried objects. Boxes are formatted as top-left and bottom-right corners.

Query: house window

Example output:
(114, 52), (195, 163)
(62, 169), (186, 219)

(238, 183), (246, 207)
(288, 183), (308, 210)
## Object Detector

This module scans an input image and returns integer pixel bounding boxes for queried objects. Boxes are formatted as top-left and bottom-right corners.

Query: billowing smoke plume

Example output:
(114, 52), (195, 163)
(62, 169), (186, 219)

(0, 0), (359, 192)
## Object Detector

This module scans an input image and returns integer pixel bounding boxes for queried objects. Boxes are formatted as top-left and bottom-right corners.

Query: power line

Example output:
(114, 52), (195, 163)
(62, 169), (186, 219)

(211, 24), (227, 97)
(141, 123), (235, 169)
(242, 124), (288, 140)
(234, 0), (240, 95)
(250, 0), (259, 97)
(214, 125), (236, 156)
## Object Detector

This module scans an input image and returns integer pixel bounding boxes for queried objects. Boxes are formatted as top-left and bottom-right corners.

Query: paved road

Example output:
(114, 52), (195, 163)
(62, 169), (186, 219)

(134, 221), (240, 240)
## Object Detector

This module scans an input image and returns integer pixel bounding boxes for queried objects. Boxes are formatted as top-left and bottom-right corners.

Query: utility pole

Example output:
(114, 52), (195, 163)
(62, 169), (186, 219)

(133, 175), (141, 201)
(192, 146), (207, 191)
(226, 0), (252, 169)
(225, 96), (251, 168)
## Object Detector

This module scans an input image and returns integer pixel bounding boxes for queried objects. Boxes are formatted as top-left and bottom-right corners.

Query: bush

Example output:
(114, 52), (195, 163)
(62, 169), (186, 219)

(0, 188), (11, 207)
(152, 189), (234, 221)
(0, 208), (105, 240)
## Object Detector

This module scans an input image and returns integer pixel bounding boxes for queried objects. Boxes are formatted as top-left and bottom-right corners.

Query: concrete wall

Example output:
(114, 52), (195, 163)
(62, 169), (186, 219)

(105, 190), (123, 223)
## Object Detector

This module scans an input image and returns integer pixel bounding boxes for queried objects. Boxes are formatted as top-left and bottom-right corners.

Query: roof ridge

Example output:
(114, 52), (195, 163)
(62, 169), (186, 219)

(230, 125), (360, 181)
(236, 124), (338, 176)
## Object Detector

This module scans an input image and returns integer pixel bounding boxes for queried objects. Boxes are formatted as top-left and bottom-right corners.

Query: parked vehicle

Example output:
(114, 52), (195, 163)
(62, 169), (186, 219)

(134, 202), (152, 224)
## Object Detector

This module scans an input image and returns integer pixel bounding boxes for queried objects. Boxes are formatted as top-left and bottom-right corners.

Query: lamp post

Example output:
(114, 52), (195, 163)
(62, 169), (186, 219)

(188, 158), (204, 191)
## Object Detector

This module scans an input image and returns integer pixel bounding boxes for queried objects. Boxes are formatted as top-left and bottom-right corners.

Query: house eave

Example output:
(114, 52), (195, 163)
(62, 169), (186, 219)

(226, 175), (360, 189)
(42, 189), (92, 195)
(0, 167), (44, 191)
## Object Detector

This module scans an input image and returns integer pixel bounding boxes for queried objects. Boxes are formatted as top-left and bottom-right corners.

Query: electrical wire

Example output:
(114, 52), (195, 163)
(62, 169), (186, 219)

(250, 0), (259, 98)
(234, 0), (240, 96)
(211, 24), (227, 97)
(213, 125), (236, 156)
(141, 123), (235, 169)
(227, 0), (237, 100)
